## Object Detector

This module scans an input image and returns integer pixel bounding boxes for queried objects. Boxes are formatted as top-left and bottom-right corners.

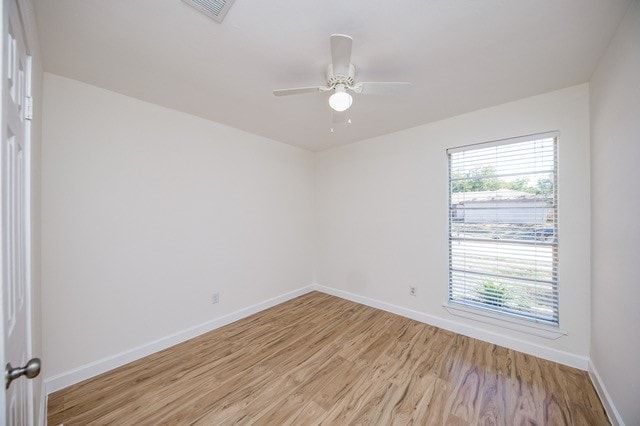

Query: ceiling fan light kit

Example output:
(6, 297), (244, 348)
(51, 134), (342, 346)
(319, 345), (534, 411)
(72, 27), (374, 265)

(273, 34), (410, 127)
(329, 84), (353, 112)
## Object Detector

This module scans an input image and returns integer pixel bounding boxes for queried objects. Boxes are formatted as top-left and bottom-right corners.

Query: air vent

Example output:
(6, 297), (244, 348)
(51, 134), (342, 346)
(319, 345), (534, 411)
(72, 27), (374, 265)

(182, 0), (236, 23)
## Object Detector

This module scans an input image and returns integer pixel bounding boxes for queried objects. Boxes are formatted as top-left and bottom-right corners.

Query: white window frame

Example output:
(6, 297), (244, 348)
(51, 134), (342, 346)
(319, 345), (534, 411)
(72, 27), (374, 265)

(445, 132), (564, 337)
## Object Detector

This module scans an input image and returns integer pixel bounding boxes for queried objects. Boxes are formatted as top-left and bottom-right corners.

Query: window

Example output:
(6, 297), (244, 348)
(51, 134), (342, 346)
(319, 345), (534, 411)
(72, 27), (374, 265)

(448, 132), (558, 326)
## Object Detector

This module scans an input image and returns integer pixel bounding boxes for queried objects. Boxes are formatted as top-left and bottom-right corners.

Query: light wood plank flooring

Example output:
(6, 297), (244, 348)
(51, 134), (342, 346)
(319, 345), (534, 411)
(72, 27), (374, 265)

(48, 292), (609, 425)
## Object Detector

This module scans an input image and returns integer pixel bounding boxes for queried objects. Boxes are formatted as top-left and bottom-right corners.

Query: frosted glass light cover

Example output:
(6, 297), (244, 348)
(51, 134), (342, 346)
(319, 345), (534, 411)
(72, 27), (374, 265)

(329, 89), (353, 112)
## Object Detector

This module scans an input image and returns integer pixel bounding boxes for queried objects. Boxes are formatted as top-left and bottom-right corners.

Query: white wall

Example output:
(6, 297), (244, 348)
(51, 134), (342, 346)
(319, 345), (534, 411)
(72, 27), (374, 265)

(41, 74), (315, 378)
(37, 16), (638, 419)
(590, 1), (640, 424)
(316, 84), (591, 363)
(36, 7), (640, 423)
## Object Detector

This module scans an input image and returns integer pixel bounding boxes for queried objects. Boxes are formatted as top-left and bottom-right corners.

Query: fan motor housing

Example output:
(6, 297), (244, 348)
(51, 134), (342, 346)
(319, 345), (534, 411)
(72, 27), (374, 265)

(327, 64), (355, 88)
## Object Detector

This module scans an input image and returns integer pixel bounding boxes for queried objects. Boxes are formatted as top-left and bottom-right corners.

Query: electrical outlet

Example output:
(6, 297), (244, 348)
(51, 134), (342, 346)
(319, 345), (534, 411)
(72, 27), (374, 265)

(212, 293), (219, 304)
(409, 286), (417, 296)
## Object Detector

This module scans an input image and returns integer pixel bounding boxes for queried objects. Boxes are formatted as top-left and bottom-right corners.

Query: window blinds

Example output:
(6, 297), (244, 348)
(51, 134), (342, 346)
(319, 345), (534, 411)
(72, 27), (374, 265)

(448, 132), (559, 325)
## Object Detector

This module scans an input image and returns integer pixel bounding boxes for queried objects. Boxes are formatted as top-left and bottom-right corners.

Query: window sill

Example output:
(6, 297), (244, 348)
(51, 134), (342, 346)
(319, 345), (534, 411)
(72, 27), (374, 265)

(443, 302), (567, 340)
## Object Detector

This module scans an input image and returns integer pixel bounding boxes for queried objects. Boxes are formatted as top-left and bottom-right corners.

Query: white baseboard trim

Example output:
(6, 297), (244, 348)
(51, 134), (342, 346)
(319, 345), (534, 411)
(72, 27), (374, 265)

(314, 285), (589, 370)
(44, 285), (316, 395)
(43, 284), (591, 397)
(588, 360), (624, 426)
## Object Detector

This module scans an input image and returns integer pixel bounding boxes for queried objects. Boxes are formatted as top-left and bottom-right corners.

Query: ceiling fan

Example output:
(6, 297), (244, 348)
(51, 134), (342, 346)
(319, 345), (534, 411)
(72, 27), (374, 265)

(273, 34), (411, 127)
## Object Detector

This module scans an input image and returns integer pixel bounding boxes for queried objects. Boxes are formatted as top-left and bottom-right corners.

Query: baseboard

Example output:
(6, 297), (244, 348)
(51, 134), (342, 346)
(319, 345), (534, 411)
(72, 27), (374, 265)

(314, 284), (589, 370)
(43, 283), (590, 396)
(44, 285), (315, 395)
(588, 360), (624, 426)
(42, 283), (614, 423)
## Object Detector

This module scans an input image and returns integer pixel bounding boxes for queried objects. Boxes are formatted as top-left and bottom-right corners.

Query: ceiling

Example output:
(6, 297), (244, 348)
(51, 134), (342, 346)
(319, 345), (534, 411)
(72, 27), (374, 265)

(35, 0), (630, 151)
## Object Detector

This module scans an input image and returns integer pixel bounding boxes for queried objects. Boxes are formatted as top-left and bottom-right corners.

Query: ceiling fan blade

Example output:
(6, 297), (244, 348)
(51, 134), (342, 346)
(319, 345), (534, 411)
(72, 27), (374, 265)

(273, 86), (326, 96)
(330, 34), (353, 77)
(355, 82), (412, 95)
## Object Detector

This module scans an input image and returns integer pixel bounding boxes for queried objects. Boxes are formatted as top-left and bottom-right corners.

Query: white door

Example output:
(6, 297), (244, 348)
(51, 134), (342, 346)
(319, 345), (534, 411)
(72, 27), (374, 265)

(1, 0), (37, 423)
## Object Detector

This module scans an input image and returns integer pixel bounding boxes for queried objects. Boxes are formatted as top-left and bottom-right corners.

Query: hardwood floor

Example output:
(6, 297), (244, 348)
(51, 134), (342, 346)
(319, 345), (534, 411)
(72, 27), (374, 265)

(48, 292), (609, 425)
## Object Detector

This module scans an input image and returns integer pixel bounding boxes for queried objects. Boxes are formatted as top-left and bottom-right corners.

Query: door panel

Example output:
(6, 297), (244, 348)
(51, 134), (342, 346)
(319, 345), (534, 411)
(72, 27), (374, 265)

(2, 0), (34, 423)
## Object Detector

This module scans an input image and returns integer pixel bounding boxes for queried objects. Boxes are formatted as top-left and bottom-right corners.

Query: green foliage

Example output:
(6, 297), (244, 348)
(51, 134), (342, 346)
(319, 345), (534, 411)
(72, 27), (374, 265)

(535, 178), (554, 195)
(505, 178), (531, 192)
(452, 166), (553, 195)
(477, 281), (509, 307)
(451, 166), (501, 193)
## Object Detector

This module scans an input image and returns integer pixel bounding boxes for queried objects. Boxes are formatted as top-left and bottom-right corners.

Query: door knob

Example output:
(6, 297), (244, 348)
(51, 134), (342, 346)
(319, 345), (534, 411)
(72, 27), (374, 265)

(5, 358), (41, 389)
